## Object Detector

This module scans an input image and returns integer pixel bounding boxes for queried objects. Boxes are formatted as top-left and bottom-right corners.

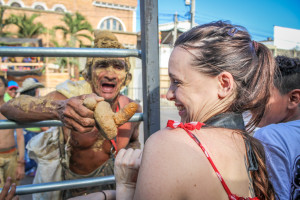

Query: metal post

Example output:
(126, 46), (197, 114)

(173, 13), (178, 45)
(190, 0), (195, 28)
(140, 0), (160, 142)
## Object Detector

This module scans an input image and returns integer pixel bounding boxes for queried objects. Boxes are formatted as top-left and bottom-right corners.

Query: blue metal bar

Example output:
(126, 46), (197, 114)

(0, 47), (141, 58)
(0, 113), (143, 129)
(140, 0), (160, 142)
(0, 175), (115, 195)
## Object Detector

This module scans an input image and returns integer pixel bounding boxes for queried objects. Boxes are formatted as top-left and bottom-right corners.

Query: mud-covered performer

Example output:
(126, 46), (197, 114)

(0, 31), (141, 199)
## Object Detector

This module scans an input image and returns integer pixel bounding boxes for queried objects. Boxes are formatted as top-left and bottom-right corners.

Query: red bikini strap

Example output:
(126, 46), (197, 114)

(166, 120), (234, 199)
(182, 127), (234, 199)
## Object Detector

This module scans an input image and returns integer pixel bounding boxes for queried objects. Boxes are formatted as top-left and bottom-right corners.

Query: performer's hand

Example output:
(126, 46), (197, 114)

(115, 148), (142, 189)
(57, 93), (104, 133)
(0, 177), (19, 200)
(15, 162), (25, 181)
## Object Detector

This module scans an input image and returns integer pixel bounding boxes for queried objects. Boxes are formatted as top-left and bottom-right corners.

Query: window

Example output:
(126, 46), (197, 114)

(11, 2), (21, 7)
(52, 4), (67, 13)
(34, 5), (45, 10)
(54, 7), (64, 13)
(113, 19), (117, 30)
(100, 18), (124, 31)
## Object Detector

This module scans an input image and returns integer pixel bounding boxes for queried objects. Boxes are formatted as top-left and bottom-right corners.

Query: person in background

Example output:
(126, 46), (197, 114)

(8, 57), (16, 70)
(0, 30), (141, 200)
(4, 81), (18, 102)
(0, 76), (25, 188)
(22, 57), (32, 70)
(254, 56), (300, 200)
(0, 177), (18, 200)
(17, 78), (48, 176)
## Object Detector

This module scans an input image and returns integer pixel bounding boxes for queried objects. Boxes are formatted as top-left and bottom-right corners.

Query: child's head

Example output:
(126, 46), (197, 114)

(258, 56), (300, 127)
(274, 56), (300, 94)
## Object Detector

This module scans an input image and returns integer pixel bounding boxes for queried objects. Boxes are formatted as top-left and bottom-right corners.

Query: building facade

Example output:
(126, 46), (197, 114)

(0, 0), (138, 48)
(0, 0), (140, 100)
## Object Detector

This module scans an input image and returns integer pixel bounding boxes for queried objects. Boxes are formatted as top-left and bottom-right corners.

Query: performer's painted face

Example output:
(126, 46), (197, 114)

(91, 58), (129, 102)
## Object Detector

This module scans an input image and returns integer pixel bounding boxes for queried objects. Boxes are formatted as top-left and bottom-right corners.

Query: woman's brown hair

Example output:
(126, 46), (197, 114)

(175, 21), (276, 199)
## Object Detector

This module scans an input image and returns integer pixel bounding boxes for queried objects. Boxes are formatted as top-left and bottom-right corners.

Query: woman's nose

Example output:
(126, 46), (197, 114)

(166, 86), (175, 101)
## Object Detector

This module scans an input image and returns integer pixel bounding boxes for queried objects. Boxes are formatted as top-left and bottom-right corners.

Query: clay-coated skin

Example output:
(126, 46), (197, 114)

(91, 58), (129, 103)
(66, 94), (141, 175)
(0, 78), (141, 176)
(0, 31), (140, 176)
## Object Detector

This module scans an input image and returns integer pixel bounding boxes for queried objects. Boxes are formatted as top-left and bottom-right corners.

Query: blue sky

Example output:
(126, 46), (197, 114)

(136, 0), (300, 41)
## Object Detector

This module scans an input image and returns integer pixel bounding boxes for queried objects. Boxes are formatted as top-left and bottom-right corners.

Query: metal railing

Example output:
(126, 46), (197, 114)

(0, 47), (141, 58)
(0, 113), (143, 129)
(0, 176), (115, 195)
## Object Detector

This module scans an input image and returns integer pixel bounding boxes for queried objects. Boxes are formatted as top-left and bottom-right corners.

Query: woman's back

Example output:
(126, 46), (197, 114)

(134, 126), (254, 200)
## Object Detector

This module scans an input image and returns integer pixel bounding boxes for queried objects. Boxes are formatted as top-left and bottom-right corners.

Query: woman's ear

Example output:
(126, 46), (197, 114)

(288, 89), (300, 109)
(217, 72), (234, 99)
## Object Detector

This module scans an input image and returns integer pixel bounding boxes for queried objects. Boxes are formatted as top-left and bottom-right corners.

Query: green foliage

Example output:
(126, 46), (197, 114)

(5, 13), (46, 38)
(48, 29), (79, 72)
(0, 6), (12, 37)
(54, 12), (93, 47)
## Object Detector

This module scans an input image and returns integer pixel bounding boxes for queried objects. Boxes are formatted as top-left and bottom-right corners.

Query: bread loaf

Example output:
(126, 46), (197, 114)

(113, 102), (139, 126)
(83, 96), (139, 140)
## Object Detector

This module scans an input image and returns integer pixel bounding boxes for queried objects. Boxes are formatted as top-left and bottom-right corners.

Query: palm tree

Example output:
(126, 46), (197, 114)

(6, 13), (46, 38)
(54, 12), (93, 79)
(0, 6), (12, 37)
(54, 12), (93, 47)
(47, 29), (78, 73)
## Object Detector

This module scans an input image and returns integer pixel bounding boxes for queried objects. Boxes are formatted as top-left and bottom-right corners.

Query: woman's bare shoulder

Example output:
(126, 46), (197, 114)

(135, 128), (225, 199)
(144, 127), (188, 149)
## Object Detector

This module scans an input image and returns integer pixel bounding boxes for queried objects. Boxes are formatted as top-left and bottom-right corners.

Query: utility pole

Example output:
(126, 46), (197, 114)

(190, 0), (195, 28)
(173, 12), (178, 45)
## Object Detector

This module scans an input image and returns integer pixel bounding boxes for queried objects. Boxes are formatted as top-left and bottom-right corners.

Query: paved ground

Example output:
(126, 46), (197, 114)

(18, 105), (179, 200)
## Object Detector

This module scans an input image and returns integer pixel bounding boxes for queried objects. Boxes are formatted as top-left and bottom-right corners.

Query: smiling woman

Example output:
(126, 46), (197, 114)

(113, 21), (277, 200)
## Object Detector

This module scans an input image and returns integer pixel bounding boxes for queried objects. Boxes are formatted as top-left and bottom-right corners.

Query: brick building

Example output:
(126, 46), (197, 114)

(0, 0), (140, 100)
(0, 0), (138, 48)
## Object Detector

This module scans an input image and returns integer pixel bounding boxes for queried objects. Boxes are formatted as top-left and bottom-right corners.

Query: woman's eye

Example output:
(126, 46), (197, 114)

(172, 80), (180, 85)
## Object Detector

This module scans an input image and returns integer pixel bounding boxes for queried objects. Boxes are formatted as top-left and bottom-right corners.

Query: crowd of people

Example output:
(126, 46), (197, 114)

(0, 22), (299, 200)
(1, 57), (41, 71)
(0, 76), (47, 190)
